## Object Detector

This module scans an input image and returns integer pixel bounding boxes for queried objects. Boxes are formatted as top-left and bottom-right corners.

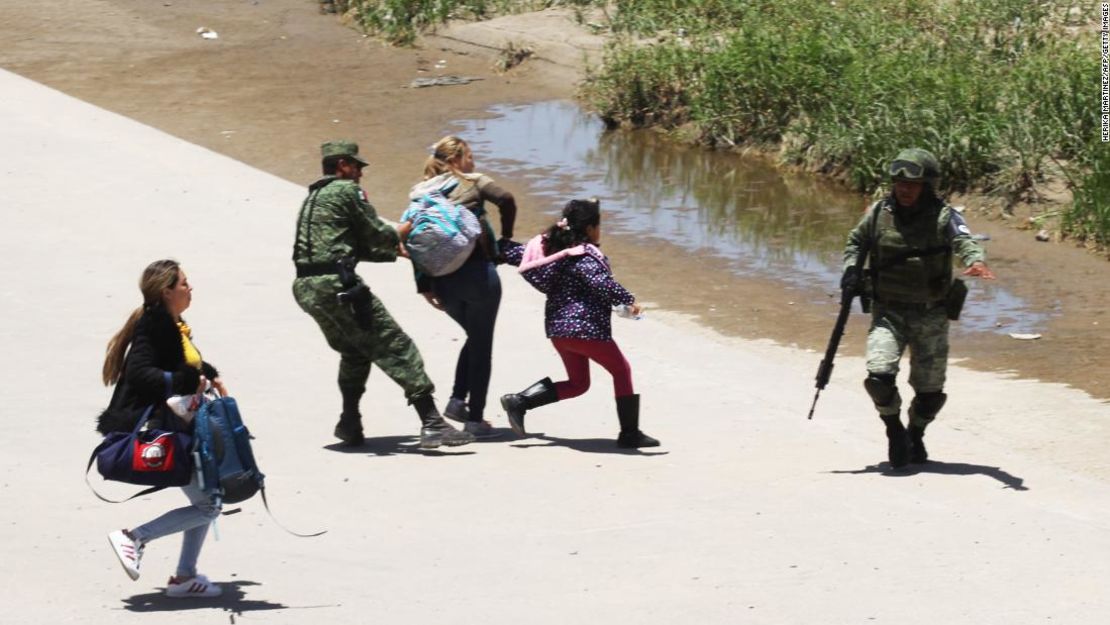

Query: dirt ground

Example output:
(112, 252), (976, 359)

(1, 0), (1106, 399)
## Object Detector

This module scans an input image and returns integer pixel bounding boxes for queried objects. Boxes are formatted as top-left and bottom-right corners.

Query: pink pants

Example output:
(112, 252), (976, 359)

(551, 337), (634, 399)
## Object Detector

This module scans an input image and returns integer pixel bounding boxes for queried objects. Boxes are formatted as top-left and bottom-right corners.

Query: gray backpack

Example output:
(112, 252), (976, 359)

(402, 177), (483, 276)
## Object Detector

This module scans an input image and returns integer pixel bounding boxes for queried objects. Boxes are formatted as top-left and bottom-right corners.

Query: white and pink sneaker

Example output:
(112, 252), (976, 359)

(107, 530), (143, 581)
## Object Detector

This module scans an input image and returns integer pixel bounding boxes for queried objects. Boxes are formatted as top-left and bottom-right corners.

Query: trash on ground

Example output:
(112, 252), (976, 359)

(196, 27), (218, 40)
(409, 76), (483, 88)
(1008, 333), (1042, 340)
(1035, 229), (1050, 242)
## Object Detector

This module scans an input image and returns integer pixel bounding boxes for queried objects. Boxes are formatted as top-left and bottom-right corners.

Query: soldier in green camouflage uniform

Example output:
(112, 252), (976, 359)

(842, 148), (995, 468)
(292, 140), (473, 449)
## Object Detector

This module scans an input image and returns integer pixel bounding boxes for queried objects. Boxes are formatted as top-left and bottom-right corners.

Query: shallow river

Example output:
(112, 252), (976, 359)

(452, 101), (1050, 337)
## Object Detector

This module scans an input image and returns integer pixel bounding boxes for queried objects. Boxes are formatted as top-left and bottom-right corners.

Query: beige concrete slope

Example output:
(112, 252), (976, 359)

(2, 68), (1109, 624)
(427, 8), (607, 85)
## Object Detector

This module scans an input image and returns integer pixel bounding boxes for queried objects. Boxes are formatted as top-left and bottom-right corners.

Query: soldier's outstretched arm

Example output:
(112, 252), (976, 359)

(947, 209), (995, 279)
(348, 186), (400, 263)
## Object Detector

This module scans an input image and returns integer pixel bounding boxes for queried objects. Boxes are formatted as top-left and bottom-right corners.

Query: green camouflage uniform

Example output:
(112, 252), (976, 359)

(292, 176), (435, 402)
(844, 196), (985, 425)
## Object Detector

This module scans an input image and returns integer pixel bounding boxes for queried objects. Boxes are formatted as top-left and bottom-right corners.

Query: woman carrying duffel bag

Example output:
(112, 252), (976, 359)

(96, 259), (229, 598)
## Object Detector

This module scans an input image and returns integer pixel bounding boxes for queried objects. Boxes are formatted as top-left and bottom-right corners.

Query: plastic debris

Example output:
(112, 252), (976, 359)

(1035, 229), (1050, 242)
(196, 27), (218, 40)
(409, 76), (483, 88)
(1008, 333), (1042, 340)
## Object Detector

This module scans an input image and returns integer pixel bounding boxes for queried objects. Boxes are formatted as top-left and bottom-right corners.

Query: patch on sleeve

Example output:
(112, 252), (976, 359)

(948, 210), (973, 237)
(357, 188), (368, 203)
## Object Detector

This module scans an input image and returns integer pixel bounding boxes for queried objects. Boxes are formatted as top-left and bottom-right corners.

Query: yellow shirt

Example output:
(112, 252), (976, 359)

(177, 322), (202, 369)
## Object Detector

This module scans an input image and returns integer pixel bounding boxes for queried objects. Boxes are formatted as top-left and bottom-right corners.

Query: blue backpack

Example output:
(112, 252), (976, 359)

(192, 395), (325, 537)
(193, 396), (263, 505)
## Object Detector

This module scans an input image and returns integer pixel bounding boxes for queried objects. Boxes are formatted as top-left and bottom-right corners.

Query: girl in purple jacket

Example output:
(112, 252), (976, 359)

(500, 199), (659, 448)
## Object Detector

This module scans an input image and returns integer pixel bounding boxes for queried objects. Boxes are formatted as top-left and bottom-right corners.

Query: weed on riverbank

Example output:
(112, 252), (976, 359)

(584, 0), (1103, 247)
(341, 0), (1104, 249)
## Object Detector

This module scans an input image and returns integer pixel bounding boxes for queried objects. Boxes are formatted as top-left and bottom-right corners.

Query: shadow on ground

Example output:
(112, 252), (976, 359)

(511, 434), (669, 456)
(829, 460), (1028, 490)
(119, 580), (334, 615)
(323, 435), (477, 457)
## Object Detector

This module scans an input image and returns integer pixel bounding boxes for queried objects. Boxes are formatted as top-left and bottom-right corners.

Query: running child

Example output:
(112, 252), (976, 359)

(500, 198), (659, 448)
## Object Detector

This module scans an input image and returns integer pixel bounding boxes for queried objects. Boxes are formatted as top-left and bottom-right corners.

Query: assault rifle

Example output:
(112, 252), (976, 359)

(807, 247), (871, 420)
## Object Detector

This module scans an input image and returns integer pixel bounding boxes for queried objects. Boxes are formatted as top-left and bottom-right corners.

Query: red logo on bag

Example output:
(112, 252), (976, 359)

(133, 433), (177, 472)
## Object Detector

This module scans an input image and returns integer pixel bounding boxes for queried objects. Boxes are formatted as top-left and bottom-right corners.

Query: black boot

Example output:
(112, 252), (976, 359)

(334, 387), (365, 446)
(413, 395), (474, 449)
(500, 378), (558, 436)
(615, 394), (659, 449)
(908, 424), (928, 463)
(881, 414), (910, 468)
(907, 392), (945, 464)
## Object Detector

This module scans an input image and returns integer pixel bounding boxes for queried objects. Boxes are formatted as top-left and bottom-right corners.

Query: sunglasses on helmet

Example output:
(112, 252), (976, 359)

(888, 159), (925, 180)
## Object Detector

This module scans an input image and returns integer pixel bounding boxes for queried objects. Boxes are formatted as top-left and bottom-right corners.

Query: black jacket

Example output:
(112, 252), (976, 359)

(96, 305), (219, 434)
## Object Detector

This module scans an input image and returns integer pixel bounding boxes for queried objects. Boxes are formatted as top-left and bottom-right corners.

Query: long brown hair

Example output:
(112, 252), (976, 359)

(423, 135), (472, 181)
(101, 259), (180, 386)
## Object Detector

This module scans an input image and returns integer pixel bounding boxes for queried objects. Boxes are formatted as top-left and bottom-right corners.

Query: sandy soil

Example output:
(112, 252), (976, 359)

(1, 0), (1105, 399)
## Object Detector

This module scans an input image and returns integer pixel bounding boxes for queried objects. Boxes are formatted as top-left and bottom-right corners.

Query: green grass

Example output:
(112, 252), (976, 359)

(1066, 146), (1110, 248)
(583, 0), (1104, 247)
(342, 0), (1106, 248)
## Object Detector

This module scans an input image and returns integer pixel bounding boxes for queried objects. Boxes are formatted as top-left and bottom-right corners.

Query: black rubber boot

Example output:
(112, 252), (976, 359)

(334, 387), (365, 446)
(500, 377), (558, 436)
(908, 424), (928, 463)
(615, 394), (659, 448)
(413, 395), (474, 449)
(881, 414), (911, 468)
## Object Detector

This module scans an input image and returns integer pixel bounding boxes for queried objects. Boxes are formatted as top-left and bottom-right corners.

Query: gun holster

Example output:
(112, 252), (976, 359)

(336, 259), (374, 330)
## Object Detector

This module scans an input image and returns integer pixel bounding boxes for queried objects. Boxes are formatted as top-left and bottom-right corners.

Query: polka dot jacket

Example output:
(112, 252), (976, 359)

(504, 240), (634, 340)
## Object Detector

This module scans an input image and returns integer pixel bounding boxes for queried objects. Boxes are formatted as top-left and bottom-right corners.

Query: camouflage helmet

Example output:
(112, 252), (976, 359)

(888, 148), (940, 183)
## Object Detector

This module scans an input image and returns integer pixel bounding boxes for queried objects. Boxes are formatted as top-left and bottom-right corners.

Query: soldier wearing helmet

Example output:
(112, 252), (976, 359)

(841, 148), (995, 468)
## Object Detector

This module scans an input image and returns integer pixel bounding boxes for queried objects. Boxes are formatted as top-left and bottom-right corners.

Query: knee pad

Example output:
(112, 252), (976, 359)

(864, 373), (901, 410)
(909, 391), (947, 423)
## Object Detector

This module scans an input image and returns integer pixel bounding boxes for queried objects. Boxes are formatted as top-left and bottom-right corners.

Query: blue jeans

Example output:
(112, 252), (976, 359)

(130, 477), (221, 579)
(433, 258), (502, 421)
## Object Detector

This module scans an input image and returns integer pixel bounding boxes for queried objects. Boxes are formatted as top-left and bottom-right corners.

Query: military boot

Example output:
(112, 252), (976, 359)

(615, 394), (659, 449)
(881, 414), (911, 468)
(500, 378), (558, 436)
(413, 396), (474, 449)
(908, 424), (928, 463)
(334, 387), (365, 446)
(334, 414), (364, 446)
(907, 392), (945, 464)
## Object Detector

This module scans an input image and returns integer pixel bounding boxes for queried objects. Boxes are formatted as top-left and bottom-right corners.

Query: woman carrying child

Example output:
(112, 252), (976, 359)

(500, 199), (659, 448)
(98, 259), (227, 597)
(407, 135), (518, 438)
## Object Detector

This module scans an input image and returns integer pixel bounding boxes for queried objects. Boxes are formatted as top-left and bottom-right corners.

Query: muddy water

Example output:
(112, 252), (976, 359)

(453, 100), (1051, 337)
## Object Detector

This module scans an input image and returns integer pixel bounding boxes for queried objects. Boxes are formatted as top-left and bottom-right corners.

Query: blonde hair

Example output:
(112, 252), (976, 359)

(102, 259), (181, 386)
(423, 135), (472, 180)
